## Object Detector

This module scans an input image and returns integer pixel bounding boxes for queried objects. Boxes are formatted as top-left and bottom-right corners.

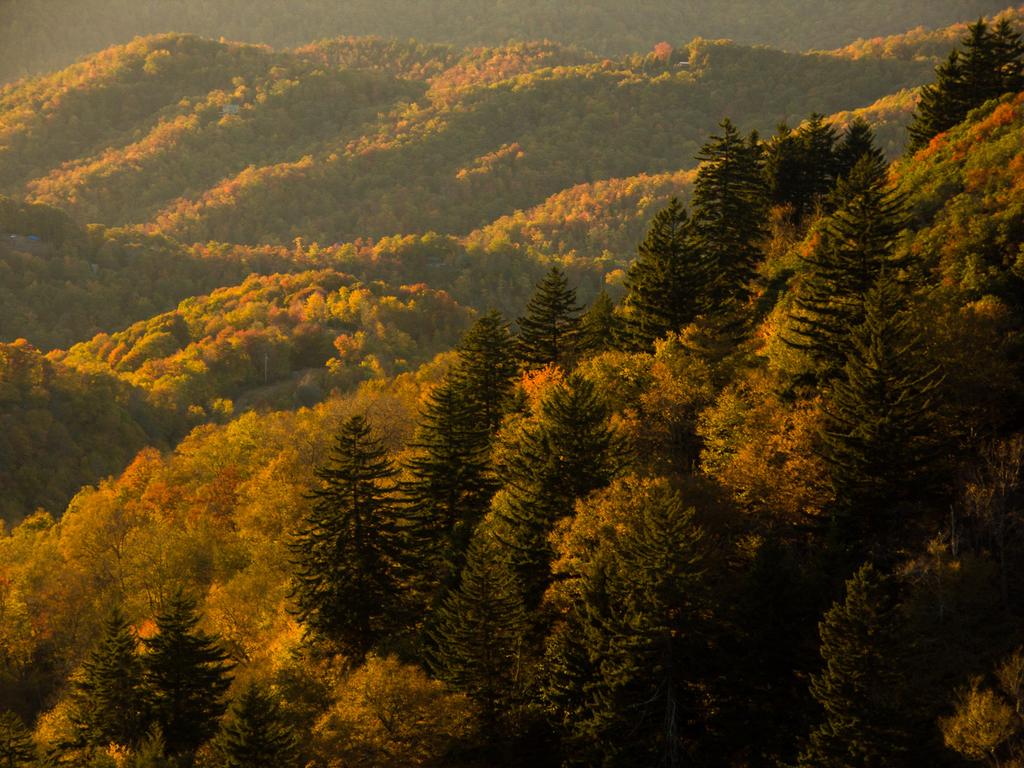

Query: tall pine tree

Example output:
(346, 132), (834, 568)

(835, 118), (886, 182)
(786, 157), (908, 383)
(290, 415), (402, 657)
(693, 118), (768, 304)
(218, 684), (299, 768)
(450, 310), (518, 435)
(799, 563), (910, 768)
(908, 18), (1024, 151)
(402, 377), (497, 598)
(821, 273), (942, 547)
(70, 607), (149, 750)
(428, 530), (530, 732)
(621, 198), (709, 350)
(493, 373), (623, 606)
(516, 266), (582, 369)
(143, 591), (233, 760)
(544, 478), (708, 768)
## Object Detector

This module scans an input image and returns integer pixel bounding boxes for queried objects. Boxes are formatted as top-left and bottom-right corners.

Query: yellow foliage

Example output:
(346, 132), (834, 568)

(941, 682), (1021, 762)
(313, 655), (478, 768)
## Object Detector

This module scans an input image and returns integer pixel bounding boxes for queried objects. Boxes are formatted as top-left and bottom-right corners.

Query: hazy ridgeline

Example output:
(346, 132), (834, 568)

(0, 0), (1013, 81)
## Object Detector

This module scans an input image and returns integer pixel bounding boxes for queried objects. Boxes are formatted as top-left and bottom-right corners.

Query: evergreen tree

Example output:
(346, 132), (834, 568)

(429, 531), (530, 730)
(402, 377), (497, 595)
(908, 18), (1024, 151)
(821, 273), (942, 547)
(0, 711), (34, 768)
(835, 118), (886, 183)
(796, 114), (841, 206)
(143, 591), (233, 760)
(693, 118), (768, 304)
(290, 415), (402, 657)
(786, 157), (908, 382)
(620, 199), (709, 350)
(70, 607), (149, 750)
(799, 563), (910, 767)
(764, 115), (841, 223)
(545, 479), (707, 768)
(218, 684), (299, 768)
(450, 310), (518, 435)
(494, 373), (623, 606)
(515, 267), (582, 369)
(579, 290), (618, 354)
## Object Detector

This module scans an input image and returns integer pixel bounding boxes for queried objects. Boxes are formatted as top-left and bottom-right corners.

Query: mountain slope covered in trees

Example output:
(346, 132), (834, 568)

(2, 33), (934, 244)
(1, 13), (1024, 768)
(0, 0), (1014, 82)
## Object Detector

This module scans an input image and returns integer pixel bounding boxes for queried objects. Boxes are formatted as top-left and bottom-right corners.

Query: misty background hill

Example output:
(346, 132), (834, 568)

(0, 0), (1014, 82)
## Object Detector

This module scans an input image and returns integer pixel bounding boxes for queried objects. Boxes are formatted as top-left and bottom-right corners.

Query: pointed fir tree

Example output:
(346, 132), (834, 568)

(70, 607), (149, 750)
(218, 684), (299, 768)
(834, 118), (886, 183)
(516, 266), (582, 369)
(544, 480), (707, 768)
(692, 118), (768, 304)
(494, 373), (623, 606)
(786, 157), (908, 382)
(764, 115), (841, 223)
(450, 310), (518, 435)
(993, 18), (1024, 92)
(620, 199), (709, 350)
(428, 530), (530, 730)
(798, 563), (910, 768)
(821, 273), (943, 547)
(795, 114), (841, 207)
(290, 415), (402, 657)
(764, 122), (806, 215)
(908, 18), (1024, 151)
(0, 711), (34, 768)
(401, 376), (497, 597)
(579, 290), (619, 355)
(143, 591), (233, 759)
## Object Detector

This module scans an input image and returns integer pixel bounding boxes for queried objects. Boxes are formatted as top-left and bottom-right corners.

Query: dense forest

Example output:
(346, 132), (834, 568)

(2, 8), (1024, 768)
(0, 0), (1017, 82)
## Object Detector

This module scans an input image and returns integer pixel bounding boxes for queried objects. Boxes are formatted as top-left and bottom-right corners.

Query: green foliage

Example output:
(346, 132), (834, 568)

(70, 608), (149, 750)
(821, 273), (943, 546)
(402, 377), (497, 598)
(908, 17), (1024, 151)
(515, 267), (582, 370)
(493, 372), (624, 606)
(449, 311), (518, 435)
(544, 477), (707, 767)
(217, 684), (299, 768)
(143, 592), (233, 759)
(620, 199), (708, 350)
(428, 531), (530, 729)
(692, 118), (768, 306)
(289, 415), (403, 657)
(786, 157), (909, 382)
(799, 563), (910, 767)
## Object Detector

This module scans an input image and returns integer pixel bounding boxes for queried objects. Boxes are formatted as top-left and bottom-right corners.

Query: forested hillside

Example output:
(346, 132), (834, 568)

(1, 11), (1024, 768)
(1, 33), (933, 244)
(0, 0), (1014, 82)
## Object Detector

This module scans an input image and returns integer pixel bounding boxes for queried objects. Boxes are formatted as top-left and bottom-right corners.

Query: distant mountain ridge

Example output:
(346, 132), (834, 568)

(1, 33), (935, 246)
(0, 0), (1015, 83)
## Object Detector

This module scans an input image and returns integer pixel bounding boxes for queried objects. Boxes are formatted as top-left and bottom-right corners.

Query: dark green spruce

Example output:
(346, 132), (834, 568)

(515, 266), (582, 369)
(143, 591), (233, 760)
(621, 198), (709, 350)
(290, 414), (403, 658)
